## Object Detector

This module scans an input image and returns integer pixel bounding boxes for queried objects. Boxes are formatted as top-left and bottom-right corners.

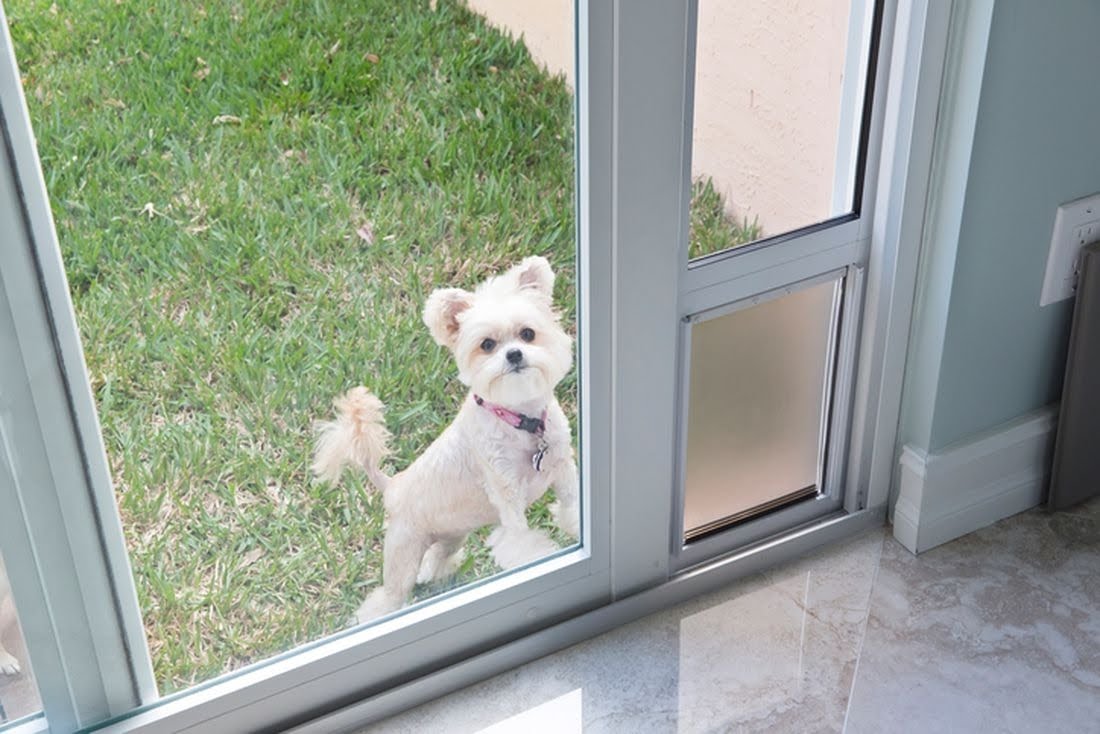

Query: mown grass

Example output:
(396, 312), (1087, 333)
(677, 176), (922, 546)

(689, 177), (762, 260)
(7, 0), (756, 692)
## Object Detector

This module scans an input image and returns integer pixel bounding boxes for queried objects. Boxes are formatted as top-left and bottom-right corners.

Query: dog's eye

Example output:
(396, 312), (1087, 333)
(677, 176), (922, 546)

(519, 327), (535, 342)
(480, 338), (497, 352)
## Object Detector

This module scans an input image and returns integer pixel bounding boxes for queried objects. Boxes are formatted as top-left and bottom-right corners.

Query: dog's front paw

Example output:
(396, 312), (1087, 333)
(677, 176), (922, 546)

(487, 527), (559, 570)
(550, 500), (580, 538)
(350, 588), (404, 627)
(0, 648), (20, 676)
(416, 543), (466, 585)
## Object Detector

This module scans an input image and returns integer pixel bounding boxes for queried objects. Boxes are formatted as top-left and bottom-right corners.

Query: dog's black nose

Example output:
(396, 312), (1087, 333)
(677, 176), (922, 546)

(506, 348), (524, 365)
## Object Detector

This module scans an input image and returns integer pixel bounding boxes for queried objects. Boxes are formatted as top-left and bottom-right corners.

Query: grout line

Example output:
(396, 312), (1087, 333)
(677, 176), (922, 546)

(841, 530), (887, 733)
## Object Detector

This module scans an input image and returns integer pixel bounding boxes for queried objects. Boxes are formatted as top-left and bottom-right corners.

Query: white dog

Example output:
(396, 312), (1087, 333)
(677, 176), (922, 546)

(313, 256), (579, 623)
(0, 558), (21, 676)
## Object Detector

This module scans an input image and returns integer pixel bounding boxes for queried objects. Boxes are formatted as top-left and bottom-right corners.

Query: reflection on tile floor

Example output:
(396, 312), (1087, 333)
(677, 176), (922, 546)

(845, 499), (1100, 733)
(369, 498), (1100, 733)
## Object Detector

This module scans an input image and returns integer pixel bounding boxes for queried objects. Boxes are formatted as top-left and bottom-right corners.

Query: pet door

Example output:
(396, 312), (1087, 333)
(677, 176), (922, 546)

(681, 276), (842, 541)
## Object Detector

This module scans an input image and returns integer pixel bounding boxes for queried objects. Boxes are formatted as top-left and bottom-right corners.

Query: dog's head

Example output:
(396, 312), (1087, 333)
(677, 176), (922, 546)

(423, 256), (573, 407)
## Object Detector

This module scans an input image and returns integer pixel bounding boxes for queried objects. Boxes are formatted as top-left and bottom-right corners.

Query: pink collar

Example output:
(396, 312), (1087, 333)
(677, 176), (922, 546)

(474, 395), (547, 435)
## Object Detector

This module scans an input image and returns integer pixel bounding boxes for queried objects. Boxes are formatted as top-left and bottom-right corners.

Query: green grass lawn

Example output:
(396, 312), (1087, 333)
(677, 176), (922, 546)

(7, 0), (756, 693)
(689, 178), (762, 259)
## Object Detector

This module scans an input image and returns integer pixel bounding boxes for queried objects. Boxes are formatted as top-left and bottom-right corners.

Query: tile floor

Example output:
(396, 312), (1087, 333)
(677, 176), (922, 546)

(1, 500), (1095, 731)
(369, 499), (1100, 733)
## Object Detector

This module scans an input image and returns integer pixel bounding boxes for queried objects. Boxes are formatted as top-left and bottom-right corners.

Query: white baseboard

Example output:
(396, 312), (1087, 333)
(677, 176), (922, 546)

(892, 406), (1058, 553)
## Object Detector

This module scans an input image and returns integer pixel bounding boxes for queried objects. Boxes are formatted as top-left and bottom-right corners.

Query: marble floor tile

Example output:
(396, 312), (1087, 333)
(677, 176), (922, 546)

(369, 528), (886, 734)
(844, 503), (1100, 733)
(1, 501), (1095, 730)
(363, 499), (1100, 733)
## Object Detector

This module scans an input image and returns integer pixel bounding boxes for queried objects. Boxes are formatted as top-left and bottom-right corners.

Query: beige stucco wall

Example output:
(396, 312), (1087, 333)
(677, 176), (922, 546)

(467, 0), (575, 87)
(468, 0), (853, 239)
(694, 1), (851, 236)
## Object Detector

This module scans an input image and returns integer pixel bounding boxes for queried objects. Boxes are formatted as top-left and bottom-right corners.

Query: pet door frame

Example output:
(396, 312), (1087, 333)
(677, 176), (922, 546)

(0, 0), (959, 730)
(673, 266), (864, 570)
(667, 0), (887, 569)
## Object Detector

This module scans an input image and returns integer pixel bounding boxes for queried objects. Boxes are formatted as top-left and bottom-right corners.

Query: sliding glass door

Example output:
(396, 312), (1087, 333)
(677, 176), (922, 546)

(0, 0), (920, 729)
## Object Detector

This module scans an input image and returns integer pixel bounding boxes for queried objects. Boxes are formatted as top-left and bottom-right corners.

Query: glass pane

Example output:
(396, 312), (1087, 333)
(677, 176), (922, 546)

(0, 554), (40, 726)
(9, 0), (577, 693)
(689, 0), (876, 258)
(683, 278), (840, 539)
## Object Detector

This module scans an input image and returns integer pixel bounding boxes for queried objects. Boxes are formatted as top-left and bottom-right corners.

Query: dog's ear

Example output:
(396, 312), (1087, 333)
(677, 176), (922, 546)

(507, 256), (555, 297)
(424, 287), (474, 349)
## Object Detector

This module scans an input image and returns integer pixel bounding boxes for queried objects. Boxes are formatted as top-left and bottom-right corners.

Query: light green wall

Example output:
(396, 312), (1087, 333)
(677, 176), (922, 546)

(903, 0), (1100, 454)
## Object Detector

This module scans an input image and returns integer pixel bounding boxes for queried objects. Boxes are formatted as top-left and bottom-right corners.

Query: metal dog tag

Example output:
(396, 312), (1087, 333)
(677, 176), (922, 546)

(532, 439), (549, 472)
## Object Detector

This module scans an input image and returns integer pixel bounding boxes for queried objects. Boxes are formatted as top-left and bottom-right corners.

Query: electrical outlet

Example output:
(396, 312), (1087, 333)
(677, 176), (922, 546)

(1041, 193), (1100, 306)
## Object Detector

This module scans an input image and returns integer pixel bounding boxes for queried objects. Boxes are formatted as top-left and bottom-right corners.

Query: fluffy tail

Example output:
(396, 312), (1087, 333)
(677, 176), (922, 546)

(312, 387), (392, 493)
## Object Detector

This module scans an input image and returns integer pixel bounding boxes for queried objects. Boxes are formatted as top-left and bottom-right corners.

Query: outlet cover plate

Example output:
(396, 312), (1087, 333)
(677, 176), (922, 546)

(1041, 192), (1100, 307)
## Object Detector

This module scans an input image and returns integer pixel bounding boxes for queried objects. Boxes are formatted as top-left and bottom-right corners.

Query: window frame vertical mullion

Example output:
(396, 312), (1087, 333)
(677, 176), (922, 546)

(606, 0), (693, 598)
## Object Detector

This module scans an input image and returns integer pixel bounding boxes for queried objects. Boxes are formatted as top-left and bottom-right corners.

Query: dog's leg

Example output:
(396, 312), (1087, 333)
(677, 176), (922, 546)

(549, 457), (580, 539)
(487, 525), (559, 569)
(0, 566), (19, 675)
(416, 537), (466, 584)
(484, 477), (558, 570)
(0, 642), (19, 676)
(354, 520), (429, 625)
